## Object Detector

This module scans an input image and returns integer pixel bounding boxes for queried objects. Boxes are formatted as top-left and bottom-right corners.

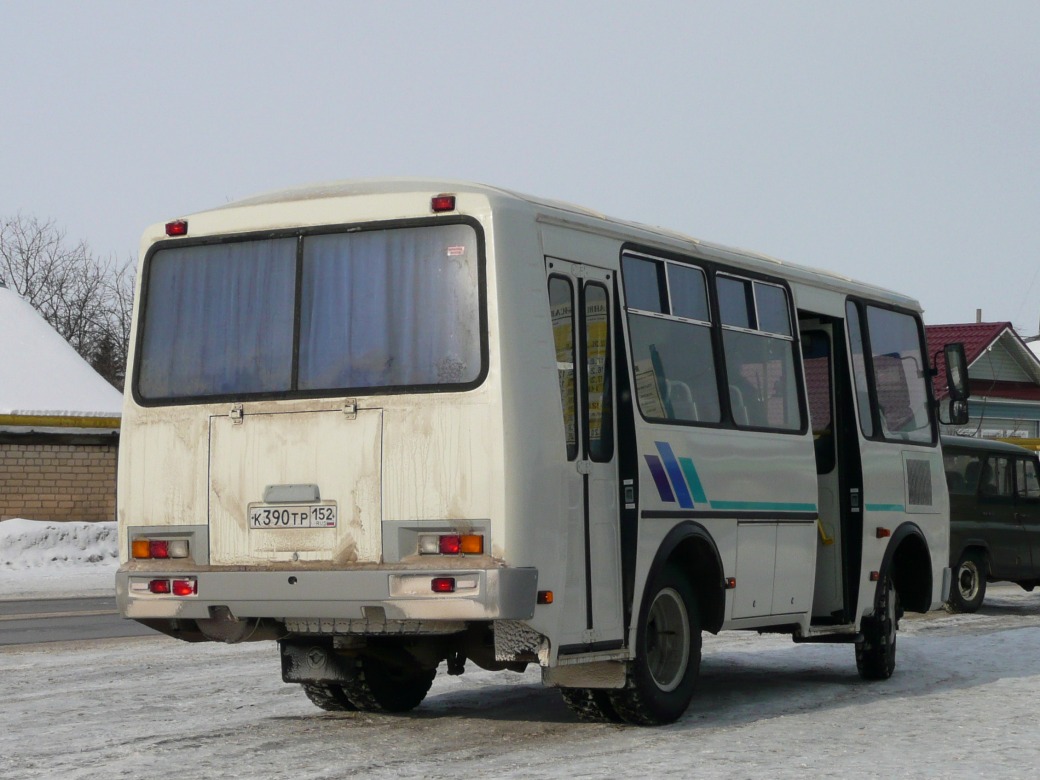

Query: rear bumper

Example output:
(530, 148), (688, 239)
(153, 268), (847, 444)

(116, 566), (539, 623)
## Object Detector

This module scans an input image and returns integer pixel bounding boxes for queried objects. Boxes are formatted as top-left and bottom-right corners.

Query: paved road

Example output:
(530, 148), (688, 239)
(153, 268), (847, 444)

(0, 596), (158, 646)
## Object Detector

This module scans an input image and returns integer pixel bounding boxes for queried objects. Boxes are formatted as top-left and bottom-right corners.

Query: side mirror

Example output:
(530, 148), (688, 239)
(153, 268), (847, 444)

(944, 343), (969, 402)
(941, 398), (969, 426)
(937, 343), (970, 426)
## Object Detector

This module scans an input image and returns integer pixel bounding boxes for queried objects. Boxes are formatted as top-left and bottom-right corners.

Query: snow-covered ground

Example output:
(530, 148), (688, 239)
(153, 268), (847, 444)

(2, 519), (1040, 779)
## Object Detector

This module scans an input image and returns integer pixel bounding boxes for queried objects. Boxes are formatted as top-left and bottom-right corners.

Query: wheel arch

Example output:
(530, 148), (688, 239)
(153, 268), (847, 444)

(644, 522), (726, 634)
(953, 540), (992, 572)
(878, 522), (933, 613)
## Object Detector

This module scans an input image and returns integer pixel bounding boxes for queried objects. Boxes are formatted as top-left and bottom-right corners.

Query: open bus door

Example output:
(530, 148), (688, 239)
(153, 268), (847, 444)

(800, 317), (863, 624)
(547, 258), (624, 652)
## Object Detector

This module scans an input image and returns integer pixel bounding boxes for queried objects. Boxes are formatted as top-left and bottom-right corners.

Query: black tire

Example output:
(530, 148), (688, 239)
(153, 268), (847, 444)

(609, 564), (701, 725)
(559, 687), (625, 723)
(947, 552), (987, 613)
(856, 576), (900, 680)
(302, 682), (358, 712)
(341, 656), (436, 713)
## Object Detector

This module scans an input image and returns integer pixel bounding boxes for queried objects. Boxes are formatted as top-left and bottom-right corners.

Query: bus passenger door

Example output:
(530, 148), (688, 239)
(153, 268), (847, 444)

(801, 320), (862, 623)
(547, 258), (624, 650)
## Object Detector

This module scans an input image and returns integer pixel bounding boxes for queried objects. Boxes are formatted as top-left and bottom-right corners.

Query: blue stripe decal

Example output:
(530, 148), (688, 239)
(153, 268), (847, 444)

(678, 457), (708, 505)
(644, 455), (675, 503)
(866, 503), (906, 512)
(710, 500), (819, 512)
(656, 442), (694, 509)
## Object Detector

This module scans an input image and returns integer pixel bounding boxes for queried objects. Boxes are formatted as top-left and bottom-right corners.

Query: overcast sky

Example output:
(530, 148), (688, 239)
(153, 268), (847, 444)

(2, 2), (1038, 331)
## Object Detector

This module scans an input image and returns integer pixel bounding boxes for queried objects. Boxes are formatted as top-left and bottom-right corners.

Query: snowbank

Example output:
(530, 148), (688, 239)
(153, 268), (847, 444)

(0, 518), (118, 598)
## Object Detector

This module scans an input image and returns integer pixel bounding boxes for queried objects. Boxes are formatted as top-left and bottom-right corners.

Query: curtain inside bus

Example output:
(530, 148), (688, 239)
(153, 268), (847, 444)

(137, 223), (480, 400)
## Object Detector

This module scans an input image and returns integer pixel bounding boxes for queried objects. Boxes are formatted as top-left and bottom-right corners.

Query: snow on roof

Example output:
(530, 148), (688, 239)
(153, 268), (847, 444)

(0, 285), (123, 418)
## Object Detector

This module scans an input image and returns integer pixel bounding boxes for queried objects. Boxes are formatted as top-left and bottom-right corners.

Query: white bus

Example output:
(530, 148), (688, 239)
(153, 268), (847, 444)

(116, 180), (969, 725)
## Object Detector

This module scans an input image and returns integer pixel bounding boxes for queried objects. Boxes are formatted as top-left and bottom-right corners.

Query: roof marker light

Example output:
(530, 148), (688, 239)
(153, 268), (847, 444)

(431, 194), (456, 213)
(165, 219), (188, 237)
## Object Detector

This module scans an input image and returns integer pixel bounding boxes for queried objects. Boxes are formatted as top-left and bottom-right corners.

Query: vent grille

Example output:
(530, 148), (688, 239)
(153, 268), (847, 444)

(906, 459), (933, 507)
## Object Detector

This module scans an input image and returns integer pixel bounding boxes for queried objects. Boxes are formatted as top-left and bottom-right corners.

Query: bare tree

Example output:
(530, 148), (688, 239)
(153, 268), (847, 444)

(1, 214), (135, 389)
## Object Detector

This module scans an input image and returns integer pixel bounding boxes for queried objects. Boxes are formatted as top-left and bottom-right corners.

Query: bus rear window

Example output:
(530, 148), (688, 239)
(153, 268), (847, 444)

(138, 238), (297, 399)
(137, 222), (482, 401)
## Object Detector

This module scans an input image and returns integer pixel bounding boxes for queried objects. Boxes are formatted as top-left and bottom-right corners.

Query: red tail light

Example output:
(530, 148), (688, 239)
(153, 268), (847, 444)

(439, 535), (462, 555)
(172, 579), (197, 596)
(148, 579), (171, 594)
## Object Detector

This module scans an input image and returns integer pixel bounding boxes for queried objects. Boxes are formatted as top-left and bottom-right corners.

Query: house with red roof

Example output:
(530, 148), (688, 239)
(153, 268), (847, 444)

(926, 321), (1040, 445)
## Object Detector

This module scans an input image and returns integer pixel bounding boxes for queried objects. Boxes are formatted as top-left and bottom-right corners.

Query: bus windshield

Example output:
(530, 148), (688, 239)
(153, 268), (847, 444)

(136, 222), (482, 401)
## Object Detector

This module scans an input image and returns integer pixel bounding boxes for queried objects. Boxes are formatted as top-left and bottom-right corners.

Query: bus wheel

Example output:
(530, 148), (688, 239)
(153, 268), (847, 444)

(301, 682), (357, 712)
(856, 576), (900, 680)
(560, 687), (624, 723)
(610, 564), (701, 725)
(947, 552), (986, 613)
(342, 656), (436, 713)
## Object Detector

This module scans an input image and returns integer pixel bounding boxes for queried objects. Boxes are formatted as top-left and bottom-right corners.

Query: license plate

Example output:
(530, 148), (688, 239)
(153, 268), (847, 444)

(248, 504), (337, 529)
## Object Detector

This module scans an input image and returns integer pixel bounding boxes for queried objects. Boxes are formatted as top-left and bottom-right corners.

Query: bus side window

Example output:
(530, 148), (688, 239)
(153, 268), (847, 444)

(584, 283), (613, 462)
(802, 331), (835, 474)
(845, 302), (875, 438)
(718, 276), (801, 431)
(621, 254), (720, 425)
(549, 276), (578, 461)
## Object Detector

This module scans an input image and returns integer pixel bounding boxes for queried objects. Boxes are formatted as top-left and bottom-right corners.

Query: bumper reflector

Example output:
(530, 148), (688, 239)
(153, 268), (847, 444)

(431, 577), (456, 593)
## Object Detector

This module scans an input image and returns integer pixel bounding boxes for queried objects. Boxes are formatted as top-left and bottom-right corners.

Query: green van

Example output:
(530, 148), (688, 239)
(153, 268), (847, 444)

(942, 435), (1040, 611)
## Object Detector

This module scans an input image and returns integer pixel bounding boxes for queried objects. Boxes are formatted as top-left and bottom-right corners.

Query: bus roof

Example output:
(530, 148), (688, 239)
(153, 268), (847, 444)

(165, 178), (920, 312)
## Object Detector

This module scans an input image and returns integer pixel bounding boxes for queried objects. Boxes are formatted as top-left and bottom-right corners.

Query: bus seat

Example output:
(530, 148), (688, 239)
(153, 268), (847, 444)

(665, 380), (697, 421)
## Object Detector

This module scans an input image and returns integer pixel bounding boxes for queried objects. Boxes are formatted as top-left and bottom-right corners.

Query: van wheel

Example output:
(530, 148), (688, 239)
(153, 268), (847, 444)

(947, 552), (986, 613)
(609, 564), (701, 725)
(302, 682), (357, 712)
(341, 656), (435, 713)
(856, 576), (900, 680)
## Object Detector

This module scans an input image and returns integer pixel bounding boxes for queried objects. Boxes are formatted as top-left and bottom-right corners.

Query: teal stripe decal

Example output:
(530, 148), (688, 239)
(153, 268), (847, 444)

(710, 500), (818, 512)
(866, 503), (906, 512)
(678, 457), (708, 505)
